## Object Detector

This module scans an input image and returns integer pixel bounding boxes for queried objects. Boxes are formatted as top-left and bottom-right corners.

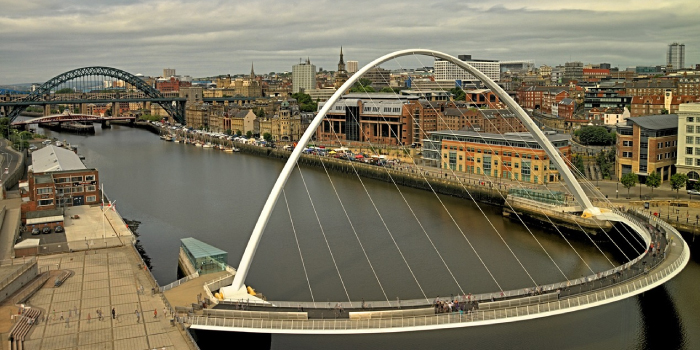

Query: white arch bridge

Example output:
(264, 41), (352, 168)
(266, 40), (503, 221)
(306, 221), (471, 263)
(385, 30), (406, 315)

(189, 49), (689, 334)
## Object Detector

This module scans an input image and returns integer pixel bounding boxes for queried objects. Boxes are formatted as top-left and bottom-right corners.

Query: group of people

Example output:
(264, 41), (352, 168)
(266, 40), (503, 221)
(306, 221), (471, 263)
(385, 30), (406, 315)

(433, 296), (478, 315)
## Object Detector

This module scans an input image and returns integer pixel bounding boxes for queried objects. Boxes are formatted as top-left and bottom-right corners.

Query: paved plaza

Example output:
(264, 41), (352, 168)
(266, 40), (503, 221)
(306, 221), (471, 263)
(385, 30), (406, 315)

(20, 246), (193, 350)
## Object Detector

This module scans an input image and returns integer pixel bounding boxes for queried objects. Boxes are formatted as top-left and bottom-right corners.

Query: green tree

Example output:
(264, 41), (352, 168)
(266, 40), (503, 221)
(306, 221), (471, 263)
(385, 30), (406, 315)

(0, 117), (10, 138)
(236, 130), (242, 137)
(246, 130), (253, 138)
(621, 172), (638, 199)
(262, 132), (272, 142)
(595, 150), (615, 179)
(670, 173), (688, 198)
(254, 108), (266, 118)
(224, 129), (232, 136)
(449, 87), (466, 101)
(577, 126), (614, 145)
(379, 87), (395, 93)
(645, 171), (661, 195)
(349, 78), (375, 93)
(291, 92), (318, 112)
(572, 154), (585, 176)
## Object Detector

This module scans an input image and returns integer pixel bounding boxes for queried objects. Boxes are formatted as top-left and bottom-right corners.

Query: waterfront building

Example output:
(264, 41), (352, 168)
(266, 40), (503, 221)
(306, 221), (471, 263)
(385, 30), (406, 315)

(667, 43), (685, 70)
(616, 114), (678, 182)
(21, 145), (100, 216)
(292, 59), (316, 93)
(425, 130), (571, 185)
(674, 103), (700, 185)
(230, 109), (257, 135)
(434, 55), (500, 83)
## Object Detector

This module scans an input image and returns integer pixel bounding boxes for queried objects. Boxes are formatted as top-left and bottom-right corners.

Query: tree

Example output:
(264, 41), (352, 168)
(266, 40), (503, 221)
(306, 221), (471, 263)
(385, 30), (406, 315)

(577, 126), (615, 145)
(236, 130), (242, 137)
(262, 132), (272, 142)
(246, 130), (253, 139)
(254, 108), (266, 118)
(224, 129), (232, 136)
(349, 78), (375, 93)
(572, 154), (585, 176)
(645, 171), (661, 195)
(379, 87), (395, 93)
(620, 173), (638, 199)
(670, 173), (688, 198)
(291, 92), (318, 112)
(449, 87), (466, 101)
(0, 117), (10, 138)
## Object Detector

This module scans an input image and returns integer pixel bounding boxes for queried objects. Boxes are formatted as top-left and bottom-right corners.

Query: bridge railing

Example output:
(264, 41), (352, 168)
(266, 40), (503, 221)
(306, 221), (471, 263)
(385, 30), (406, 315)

(159, 271), (200, 293)
(189, 246), (688, 332)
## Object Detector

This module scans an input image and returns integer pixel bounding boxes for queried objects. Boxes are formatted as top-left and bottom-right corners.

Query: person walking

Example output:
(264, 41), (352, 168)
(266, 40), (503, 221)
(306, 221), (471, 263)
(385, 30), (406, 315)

(111, 308), (116, 320)
(154, 308), (157, 319)
(163, 307), (167, 318)
(135, 310), (140, 323)
(60, 311), (64, 321)
(87, 313), (91, 323)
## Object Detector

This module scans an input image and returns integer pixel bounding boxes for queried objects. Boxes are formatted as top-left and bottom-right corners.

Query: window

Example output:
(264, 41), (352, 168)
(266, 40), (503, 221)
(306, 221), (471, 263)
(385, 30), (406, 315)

(514, 163), (519, 168)
(36, 187), (53, 195)
(696, 148), (700, 156)
(86, 185), (96, 192)
(696, 137), (700, 144)
(623, 141), (633, 147)
(686, 117), (693, 123)
(70, 176), (83, 182)
(687, 147), (694, 155)
(86, 195), (97, 202)
(696, 126), (700, 133)
(686, 158), (693, 166)
(688, 125), (695, 133)
(534, 165), (539, 171)
(658, 142), (662, 149)
(38, 199), (53, 206)
(85, 175), (95, 182)
(657, 154), (662, 160)
(72, 186), (84, 193)
(687, 136), (694, 144)
(623, 152), (632, 157)
(55, 177), (69, 184)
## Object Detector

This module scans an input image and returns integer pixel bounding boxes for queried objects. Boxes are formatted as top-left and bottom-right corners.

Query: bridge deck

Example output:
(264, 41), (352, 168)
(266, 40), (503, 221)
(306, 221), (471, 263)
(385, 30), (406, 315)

(186, 209), (689, 334)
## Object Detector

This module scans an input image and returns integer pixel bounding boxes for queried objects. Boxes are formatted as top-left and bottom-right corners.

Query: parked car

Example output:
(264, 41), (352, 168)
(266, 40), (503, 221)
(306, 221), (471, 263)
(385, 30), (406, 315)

(42, 226), (52, 234)
(31, 226), (40, 235)
(54, 225), (64, 233)
(687, 189), (700, 196)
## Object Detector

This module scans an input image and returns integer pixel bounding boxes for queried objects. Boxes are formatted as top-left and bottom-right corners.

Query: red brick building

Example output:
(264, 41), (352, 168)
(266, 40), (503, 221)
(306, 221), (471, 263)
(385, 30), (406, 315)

(156, 77), (192, 92)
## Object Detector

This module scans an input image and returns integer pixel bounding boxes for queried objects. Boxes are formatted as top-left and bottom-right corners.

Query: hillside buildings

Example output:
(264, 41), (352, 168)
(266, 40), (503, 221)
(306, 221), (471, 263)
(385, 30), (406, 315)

(616, 114), (678, 182)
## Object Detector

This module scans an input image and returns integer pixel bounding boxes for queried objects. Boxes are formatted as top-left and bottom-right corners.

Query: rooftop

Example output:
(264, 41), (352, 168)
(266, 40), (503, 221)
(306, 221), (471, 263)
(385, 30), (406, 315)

(626, 114), (678, 130)
(181, 237), (227, 259)
(31, 145), (86, 173)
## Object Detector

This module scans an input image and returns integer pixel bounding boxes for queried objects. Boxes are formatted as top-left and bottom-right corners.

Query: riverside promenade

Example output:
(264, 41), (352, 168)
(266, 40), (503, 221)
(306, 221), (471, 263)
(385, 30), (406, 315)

(0, 203), (199, 350)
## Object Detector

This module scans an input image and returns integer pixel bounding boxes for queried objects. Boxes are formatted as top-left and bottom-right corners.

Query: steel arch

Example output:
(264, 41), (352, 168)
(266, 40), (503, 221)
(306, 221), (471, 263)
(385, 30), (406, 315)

(6, 66), (183, 123)
(225, 48), (597, 295)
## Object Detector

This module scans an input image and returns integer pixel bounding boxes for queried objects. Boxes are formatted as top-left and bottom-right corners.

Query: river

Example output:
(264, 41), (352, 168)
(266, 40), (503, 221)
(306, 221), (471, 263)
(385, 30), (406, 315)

(34, 124), (699, 349)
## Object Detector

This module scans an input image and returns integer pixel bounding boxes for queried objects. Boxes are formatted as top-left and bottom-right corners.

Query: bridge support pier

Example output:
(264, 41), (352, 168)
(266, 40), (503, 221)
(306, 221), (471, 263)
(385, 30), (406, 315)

(101, 120), (111, 129)
(43, 104), (51, 116)
(80, 103), (88, 114)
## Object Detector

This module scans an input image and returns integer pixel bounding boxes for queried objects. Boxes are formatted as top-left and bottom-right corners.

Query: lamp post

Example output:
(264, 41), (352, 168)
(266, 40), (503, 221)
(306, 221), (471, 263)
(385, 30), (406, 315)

(616, 181), (619, 199)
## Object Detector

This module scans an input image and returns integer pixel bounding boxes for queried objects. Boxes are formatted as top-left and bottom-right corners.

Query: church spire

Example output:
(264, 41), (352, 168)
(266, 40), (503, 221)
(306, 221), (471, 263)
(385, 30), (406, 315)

(339, 46), (345, 65)
(250, 62), (255, 79)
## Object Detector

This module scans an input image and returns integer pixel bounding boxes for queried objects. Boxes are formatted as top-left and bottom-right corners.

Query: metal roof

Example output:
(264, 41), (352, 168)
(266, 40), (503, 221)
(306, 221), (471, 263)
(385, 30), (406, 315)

(626, 114), (678, 130)
(181, 237), (227, 259)
(31, 145), (86, 173)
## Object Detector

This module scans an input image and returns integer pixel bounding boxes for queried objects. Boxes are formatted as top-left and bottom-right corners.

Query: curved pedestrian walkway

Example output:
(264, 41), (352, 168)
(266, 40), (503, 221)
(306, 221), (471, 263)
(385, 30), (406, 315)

(187, 209), (689, 334)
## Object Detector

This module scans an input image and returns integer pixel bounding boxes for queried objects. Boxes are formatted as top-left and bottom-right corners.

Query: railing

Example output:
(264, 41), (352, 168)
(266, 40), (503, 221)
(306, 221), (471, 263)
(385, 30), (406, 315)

(191, 207), (688, 332)
(160, 271), (200, 293)
(0, 257), (37, 292)
(189, 247), (688, 332)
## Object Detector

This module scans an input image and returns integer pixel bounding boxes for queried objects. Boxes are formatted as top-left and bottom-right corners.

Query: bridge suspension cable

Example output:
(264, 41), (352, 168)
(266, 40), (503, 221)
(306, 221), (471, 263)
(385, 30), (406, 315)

(282, 189), (316, 305)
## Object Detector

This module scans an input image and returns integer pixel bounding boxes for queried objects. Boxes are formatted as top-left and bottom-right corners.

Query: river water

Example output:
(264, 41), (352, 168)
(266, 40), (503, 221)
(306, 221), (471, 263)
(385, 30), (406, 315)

(35, 124), (699, 349)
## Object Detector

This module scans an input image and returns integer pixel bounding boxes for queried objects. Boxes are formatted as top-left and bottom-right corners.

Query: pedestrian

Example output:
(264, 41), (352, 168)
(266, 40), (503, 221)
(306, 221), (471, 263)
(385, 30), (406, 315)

(111, 308), (116, 320)
(154, 308), (157, 319)
(52, 309), (56, 321)
(87, 313), (91, 323)
(73, 305), (78, 316)
(60, 311), (64, 321)
(135, 310), (140, 323)
(163, 307), (167, 317)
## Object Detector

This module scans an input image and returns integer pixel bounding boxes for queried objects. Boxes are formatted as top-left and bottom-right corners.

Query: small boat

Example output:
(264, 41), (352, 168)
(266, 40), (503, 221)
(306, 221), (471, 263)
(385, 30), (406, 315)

(232, 147), (241, 152)
(224, 148), (233, 153)
(55, 141), (63, 147)
(203, 143), (214, 149)
(194, 142), (203, 147)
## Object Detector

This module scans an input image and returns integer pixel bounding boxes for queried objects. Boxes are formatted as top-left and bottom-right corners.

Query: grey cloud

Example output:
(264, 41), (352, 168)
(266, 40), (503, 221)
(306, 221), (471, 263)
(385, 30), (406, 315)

(1, 0), (699, 83)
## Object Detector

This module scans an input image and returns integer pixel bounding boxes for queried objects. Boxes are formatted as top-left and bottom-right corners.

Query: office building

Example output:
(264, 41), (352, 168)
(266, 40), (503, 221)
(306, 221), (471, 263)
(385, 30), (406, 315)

(616, 114), (678, 182)
(347, 61), (359, 75)
(675, 103), (700, 184)
(667, 43), (685, 70)
(434, 55), (500, 83)
(292, 59), (316, 93)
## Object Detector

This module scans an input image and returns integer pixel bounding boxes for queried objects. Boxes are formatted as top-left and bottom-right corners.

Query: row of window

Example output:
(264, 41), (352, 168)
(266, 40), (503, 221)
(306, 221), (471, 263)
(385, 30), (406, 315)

(685, 158), (700, 166)
(686, 125), (700, 134)
(38, 195), (97, 207)
(54, 175), (96, 183)
(656, 152), (677, 160)
(685, 136), (700, 144)
(658, 141), (677, 149)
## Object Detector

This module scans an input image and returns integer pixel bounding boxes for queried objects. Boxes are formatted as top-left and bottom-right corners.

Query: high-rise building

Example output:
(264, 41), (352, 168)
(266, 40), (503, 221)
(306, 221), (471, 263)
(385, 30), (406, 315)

(163, 68), (176, 78)
(563, 62), (583, 83)
(292, 58), (316, 93)
(667, 42), (685, 70)
(676, 103), (700, 183)
(347, 61), (359, 75)
(434, 55), (500, 83)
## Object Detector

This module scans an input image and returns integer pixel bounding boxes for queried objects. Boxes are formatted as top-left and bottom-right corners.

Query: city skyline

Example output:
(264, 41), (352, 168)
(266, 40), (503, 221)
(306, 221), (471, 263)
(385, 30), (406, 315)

(1, 0), (699, 84)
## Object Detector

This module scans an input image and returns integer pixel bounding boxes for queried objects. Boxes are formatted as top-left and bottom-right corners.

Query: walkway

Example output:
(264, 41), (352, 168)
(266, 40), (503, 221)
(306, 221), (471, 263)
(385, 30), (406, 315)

(20, 246), (195, 350)
(187, 209), (689, 334)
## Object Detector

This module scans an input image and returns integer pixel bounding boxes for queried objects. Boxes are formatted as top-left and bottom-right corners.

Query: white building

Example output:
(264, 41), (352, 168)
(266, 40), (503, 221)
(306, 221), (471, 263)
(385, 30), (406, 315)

(604, 107), (630, 126)
(163, 68), (176, 78)
(676, 103), (700, 182)
(347, 61), (359, 75)
(292, 59), (316, 93)
(434, 55), (500, 83)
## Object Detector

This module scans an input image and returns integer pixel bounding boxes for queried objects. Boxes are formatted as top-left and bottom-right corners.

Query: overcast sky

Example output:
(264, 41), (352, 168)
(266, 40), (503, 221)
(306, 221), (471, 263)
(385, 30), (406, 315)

(1, 0), (699, 84)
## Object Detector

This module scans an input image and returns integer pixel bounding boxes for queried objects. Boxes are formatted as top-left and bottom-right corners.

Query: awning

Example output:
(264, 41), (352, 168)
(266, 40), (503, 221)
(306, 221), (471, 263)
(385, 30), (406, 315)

(355, 155), (364, 159)
(26, 215), (64, 225)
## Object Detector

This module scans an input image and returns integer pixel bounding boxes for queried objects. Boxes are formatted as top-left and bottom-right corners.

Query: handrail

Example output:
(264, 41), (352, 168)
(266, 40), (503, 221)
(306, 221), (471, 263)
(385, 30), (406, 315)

(160, 271), (200, 293)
